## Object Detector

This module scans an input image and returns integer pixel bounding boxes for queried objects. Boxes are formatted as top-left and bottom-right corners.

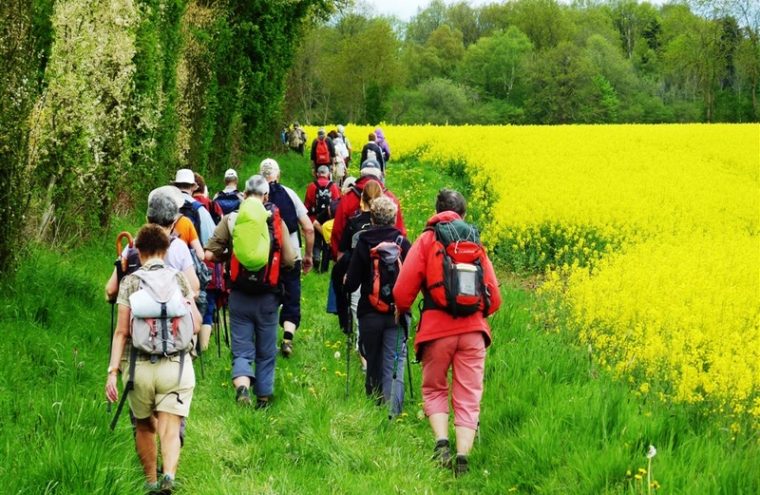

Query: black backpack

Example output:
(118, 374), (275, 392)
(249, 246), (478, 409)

(312, 181), (333, 217)
(179, 199), (203, 240)
(214, 190), (241, 217)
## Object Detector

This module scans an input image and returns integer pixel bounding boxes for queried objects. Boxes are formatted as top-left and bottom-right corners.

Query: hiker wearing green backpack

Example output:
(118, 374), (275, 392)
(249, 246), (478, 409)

(105, 223), (201, 493)
(260, 158), (315, 358)
(204, 175), (296, 407)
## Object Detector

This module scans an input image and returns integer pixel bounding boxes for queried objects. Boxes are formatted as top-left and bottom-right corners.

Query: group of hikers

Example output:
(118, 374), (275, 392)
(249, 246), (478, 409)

(104, 124), (501, 493)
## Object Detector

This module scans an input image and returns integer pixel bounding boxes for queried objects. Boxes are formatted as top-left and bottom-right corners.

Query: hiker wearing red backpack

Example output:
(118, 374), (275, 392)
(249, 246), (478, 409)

(330, 159), (405, 262)
(393, 189), (502, 477)
(105, 224), (201, 493)
(344, 196), (411, 416)
(310, 127), (335, 177)
(204, 175), (296, 408)
(304, 165), (340, 273)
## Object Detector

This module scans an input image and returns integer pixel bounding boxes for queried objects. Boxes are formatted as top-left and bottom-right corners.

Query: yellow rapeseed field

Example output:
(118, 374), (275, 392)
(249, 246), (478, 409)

(306, 124), (760, 425)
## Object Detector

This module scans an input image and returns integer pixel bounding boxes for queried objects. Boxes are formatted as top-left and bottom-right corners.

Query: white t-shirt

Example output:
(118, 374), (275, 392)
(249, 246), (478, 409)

(282, 185), (308, 261)
(121, 237), (192, 273)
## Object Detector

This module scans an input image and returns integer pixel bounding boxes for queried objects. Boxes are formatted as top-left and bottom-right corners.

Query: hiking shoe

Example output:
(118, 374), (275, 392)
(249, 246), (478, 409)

(159, 474), (175, 494)
(432, 439), (452, 469)
(256, 395), (272, 409)
(236, 386), (251, 405)
(280, 340), (293, 358)
(144, 481), (160, 494)
(454, 455), (469, 477)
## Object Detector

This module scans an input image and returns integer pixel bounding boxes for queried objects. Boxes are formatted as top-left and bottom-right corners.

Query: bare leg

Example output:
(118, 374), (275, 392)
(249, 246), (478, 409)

(135, 417), (158, 483)
(156, 412), (183, 477)
(429, 412), (449, 441)
(455, 426), (477, 456)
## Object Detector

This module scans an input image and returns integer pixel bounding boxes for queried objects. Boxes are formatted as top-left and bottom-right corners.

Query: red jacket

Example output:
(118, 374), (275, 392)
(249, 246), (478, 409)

(393, 211), (501, 355)
(304, 178), (340, 222)
(330, 176), (406, 258)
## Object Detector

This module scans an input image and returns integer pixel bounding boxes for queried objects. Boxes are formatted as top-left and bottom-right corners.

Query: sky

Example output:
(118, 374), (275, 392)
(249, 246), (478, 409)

(363, 0), (495, 21)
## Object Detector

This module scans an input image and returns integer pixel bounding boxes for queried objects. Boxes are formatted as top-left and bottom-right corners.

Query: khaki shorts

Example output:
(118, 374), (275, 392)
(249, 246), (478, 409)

(124, 354), (195, 419)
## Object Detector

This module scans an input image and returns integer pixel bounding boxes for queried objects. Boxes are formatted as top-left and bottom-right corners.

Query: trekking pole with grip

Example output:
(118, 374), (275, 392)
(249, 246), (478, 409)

(111, 232), (134, 347)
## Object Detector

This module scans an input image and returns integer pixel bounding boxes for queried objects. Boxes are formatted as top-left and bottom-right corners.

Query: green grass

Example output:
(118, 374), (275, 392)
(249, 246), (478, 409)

(0, 153), (757, 494)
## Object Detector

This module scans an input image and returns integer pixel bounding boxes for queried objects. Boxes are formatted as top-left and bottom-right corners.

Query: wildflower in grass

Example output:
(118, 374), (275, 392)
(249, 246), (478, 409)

(647, 445), (657, 495)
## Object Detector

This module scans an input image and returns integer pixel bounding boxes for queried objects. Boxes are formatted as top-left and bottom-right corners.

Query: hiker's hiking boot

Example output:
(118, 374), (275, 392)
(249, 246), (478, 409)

(432, 439), (452, 469)
(159, 474), (175, 494)
(235, 386), (251, 405)
(280, 340), (293, 358)
(256, 395), (272, 409)
(454, 455), (469, 477)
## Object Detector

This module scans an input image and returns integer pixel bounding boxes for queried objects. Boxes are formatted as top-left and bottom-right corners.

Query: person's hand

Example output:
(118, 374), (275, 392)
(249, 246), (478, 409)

(302, 255), (313, 274)
(105, 372), (119, 403)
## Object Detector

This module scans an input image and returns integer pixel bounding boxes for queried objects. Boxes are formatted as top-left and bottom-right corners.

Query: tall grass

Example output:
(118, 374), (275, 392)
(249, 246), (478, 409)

(0, 154), (757, 494)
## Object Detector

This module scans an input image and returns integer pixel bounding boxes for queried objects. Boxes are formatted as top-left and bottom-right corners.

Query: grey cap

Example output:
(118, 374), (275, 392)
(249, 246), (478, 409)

(360, 159), (382, 178)
(316, 165), (330, 176)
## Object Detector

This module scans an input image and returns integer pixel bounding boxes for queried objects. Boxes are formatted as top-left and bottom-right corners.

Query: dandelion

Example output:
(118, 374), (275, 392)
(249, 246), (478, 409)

(647, 445), (657, 495)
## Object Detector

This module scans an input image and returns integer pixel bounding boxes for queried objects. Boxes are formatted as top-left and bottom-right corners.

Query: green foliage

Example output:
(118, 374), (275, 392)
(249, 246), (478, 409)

(284, 0), (760, 126)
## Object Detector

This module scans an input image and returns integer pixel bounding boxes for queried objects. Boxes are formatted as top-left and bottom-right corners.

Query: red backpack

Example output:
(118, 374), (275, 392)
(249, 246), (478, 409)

(423, 220), (490, 317)
(368, 237), (404, 314)
(228, 203), (284, 294)
(315, 139), (330, 165)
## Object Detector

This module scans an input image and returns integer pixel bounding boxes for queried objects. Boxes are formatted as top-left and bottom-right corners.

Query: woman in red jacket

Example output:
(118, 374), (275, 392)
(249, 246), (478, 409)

(393, 189), (501, 476)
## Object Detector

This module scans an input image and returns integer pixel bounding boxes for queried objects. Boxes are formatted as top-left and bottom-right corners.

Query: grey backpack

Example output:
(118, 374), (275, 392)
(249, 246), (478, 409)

(129, 267), (195, 356)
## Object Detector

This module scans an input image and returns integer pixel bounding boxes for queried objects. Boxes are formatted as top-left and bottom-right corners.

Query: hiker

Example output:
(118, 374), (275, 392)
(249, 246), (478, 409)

(329, 129), (349, 186)
(259, 158), (315, 357)
(331, 179), (383, 372)
(393, 189), (502, 476)
(337, 124), (352, 168)
(288, 122), (307, 156)
(105, 186), (200, 303)
(374, 127), (391, 164)
(344, 196), (411, 416)
(105, 223), (201, 493)
(212, 169), (244, 222)
(360, 133), (386, 176)
(310, 127), (335, 177)
(172, 169), (215, 246)
(204, 175), (296, 407)
(330, 159), (404, 262)
(304, 165), (340, 273)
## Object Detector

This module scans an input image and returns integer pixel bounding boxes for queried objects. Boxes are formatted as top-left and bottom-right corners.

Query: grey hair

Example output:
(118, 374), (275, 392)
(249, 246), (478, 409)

(245, 175), (270, 197)
(370, 195), (397, 227)
(147, 190), (180, 227)
(259, 158), (280, 180)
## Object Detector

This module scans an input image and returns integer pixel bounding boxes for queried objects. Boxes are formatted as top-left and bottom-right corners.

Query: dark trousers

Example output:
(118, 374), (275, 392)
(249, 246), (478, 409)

(280, 261), (302, 329)
(313, 236), (331, 273)
(358, 312), (406, 416)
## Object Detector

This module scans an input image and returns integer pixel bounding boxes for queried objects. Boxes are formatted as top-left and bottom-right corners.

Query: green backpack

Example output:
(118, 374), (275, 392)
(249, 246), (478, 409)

(232, 198), (271, 271)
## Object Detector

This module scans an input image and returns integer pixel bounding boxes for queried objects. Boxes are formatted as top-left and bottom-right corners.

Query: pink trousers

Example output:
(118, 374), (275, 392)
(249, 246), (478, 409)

(421, 331), (486, 430)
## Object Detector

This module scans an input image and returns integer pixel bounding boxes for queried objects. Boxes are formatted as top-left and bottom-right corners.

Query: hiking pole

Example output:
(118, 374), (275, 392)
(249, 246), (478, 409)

(401, 313), (414, 400)
(389, 321), (402, 420)
(214, 306), (221, 358)
(344, 292), (353, 399)
(196, 338), (205, 379)
(222, 304), (230, 349)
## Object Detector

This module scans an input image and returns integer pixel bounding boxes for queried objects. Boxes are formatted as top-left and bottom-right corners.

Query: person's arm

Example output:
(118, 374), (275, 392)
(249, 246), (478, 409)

(183, 265), (200, 297)
(299, 213), (315, 273)
(482, 252), (502, 316)
(177, 272), (202, 334)
(280, 220), (297, 269)
(204, 216), (231, 262)
(105, 303), (131, 403)
(331, 200), (347, 259)
(344, 240), (367, 293)
(328, 138), (336, 158)
(105, 267), (118, 302)
(198, 206), (215, 246)
(392, 235), (427, 314)
(310, 140), (317, 167)
(304, 184), (316, 220)
(190, 238), (204, 259)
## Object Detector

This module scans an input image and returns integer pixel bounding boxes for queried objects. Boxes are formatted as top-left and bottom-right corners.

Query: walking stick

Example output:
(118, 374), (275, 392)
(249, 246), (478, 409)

(345, 291), (353, 399)
(214, 306), (221, 358)
(196, 338), (205, 379)
(389, 320), (402, 420)
(222, 304), (230, 348)
(401, 313), (414, 400)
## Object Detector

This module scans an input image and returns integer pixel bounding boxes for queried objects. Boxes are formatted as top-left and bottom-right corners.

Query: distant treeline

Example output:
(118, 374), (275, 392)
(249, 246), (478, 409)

(0, 0), (345, 274)
(284, 0), (760, 125)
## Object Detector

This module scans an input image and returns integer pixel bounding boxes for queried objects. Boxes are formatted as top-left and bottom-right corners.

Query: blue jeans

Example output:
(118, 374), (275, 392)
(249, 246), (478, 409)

(229, 291), (279, 397)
